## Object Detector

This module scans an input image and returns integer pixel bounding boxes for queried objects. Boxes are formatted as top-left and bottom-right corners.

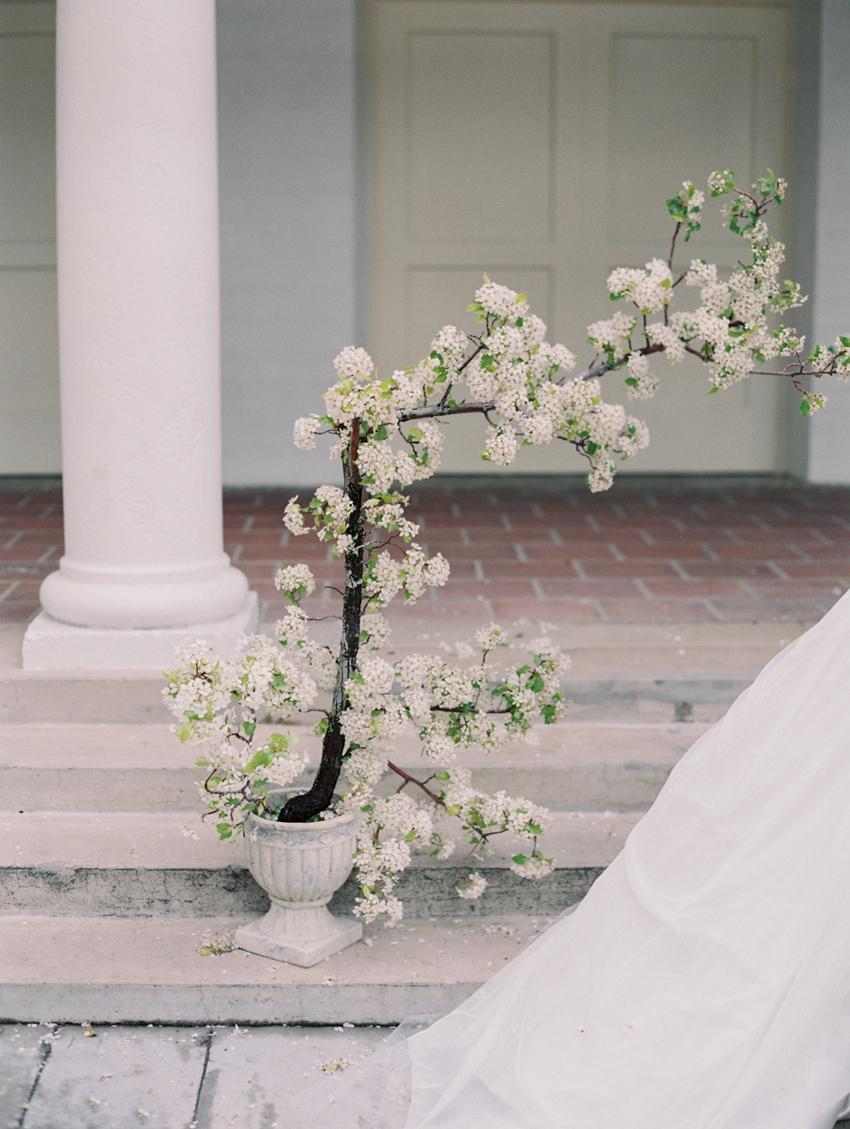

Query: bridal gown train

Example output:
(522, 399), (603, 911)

(290, 589), (850, 1129)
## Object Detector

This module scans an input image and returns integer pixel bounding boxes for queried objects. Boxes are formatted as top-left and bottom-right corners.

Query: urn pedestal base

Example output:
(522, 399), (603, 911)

(236, 795), (362, 967)
(235, 901), (362, 968)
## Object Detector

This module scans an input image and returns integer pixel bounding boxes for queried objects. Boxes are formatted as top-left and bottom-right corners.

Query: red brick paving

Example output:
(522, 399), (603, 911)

(2, 475), (850, 626)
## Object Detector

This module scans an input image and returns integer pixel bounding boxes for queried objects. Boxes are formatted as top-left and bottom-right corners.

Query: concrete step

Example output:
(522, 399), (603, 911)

(0, 913), (555, 1024)
(0, 808), (638, 919)
(0, 720), (708, 813)
(0, 619), (801, 724)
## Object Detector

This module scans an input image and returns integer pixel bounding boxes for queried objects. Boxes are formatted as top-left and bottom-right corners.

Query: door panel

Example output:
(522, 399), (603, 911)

(367, 1), (791, 475)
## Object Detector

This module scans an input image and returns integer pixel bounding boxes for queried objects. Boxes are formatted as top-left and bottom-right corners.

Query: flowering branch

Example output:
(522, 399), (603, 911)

(165, 170), (849, 924)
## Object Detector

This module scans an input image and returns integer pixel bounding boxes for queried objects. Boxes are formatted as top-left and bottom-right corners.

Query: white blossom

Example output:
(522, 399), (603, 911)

(456, 872), (488, 900)
(293, 416), (320, 450)
(333, 346), (374, 380)
(275, 563), (315, 599)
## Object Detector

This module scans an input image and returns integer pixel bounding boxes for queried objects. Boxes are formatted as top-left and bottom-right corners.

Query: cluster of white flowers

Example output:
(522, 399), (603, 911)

(332, 629), (571, 920)
(352, 792), (435, 923)
(333, 345), (374, 380)
(475, 280), (530, 321)
(293, 416), (321, 450)
(360, 610), (391, 649)
(272, 606), (334, 687)
(624, 351), (659, 400)
(482, 424), (519, 466)
(457, 871), (488, 900)
(163, 639), (313, 838)
(357, 432), (441, 493)
(587, 461), (616, 493)
(644, 322), (686, 365)
(363, 498), (419, 542)
(587, 312), (637, 363)
(274, 563), (315, 601)
(666, 180), (705, 240)
(342, 656), (407, 744)
(474, 623), (508, 652)
(607, 258), (673, 314)
(284, 486), (355, 554)
(364, 546), (450, 608)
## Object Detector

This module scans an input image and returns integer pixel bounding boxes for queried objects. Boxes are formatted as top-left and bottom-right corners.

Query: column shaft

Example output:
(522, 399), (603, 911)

(40, 0), (250, 630)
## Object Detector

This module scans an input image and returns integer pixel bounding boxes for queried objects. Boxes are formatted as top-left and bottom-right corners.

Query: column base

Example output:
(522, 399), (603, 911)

(22, 591), (259, 671)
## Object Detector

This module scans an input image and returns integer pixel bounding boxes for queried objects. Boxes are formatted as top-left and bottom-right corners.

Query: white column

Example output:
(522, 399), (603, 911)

(23, 0), (256, 669)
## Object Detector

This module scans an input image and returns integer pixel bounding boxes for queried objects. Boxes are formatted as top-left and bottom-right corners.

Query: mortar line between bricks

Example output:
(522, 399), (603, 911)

(632, 578), (654, 600)
(810, 528), (834, 546)
(737, 580), (761, 600)
(590, 597), (609, 621)
(702, 599), (725, 622)
(789, 543), (814, 563)
(766, 560), (790, 580)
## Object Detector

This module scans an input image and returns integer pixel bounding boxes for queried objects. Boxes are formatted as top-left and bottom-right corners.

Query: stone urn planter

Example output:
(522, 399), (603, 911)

(234, 794), (362, 967)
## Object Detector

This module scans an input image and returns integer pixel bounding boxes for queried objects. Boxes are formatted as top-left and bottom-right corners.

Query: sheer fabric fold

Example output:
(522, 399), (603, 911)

(289, 591), (850, 1128)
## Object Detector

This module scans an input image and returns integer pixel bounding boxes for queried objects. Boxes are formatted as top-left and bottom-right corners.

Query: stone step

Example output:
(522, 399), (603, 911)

(0, 913), (557, 1025)
(0, 619), (797, 724)
(0, 720), (708, 813)
(0, 1021), (397, 1126)
(0, 668), (747, 726)
(0, 807), (636, 919)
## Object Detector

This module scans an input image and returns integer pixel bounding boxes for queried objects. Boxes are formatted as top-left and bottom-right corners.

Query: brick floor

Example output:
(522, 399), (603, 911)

(2, 475), (850, 626)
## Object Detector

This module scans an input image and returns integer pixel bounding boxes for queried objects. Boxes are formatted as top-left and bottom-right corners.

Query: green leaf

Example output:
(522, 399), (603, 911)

(511, 853), (527, 866)
(177, 723), (194, 743)
(194, 756), (212, 767)
(373, 425), (388, 441)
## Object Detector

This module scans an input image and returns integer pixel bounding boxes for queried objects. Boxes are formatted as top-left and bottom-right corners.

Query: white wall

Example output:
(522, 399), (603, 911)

(794, 0), (850, 484)
(0, 1), (60, 474)
(217, 0), (360, 487)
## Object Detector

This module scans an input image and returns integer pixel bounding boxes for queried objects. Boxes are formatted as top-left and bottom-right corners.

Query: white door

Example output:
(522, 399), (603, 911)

(0, 1), (59, 473)
(366, 0), (791, 475)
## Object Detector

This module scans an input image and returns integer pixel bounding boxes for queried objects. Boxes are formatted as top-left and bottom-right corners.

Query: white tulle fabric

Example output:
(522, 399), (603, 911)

(290, 591), (850, 1128)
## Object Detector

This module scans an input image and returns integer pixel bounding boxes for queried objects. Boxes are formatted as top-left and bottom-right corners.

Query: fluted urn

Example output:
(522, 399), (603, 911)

(234, 794), (362, 967)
